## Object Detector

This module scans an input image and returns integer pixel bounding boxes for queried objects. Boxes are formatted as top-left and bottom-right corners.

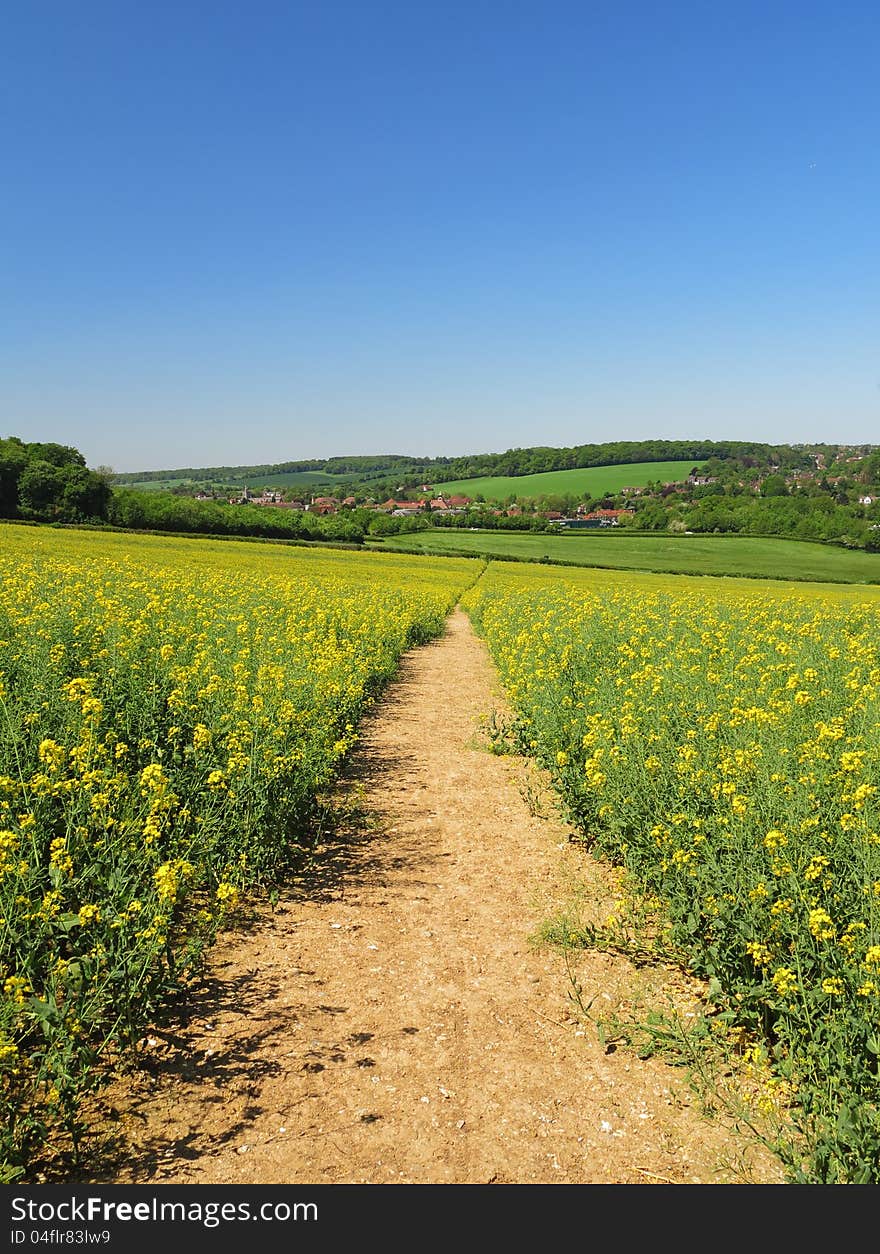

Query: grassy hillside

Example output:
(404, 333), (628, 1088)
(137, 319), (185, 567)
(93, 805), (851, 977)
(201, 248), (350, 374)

(125, 470), (359, 493)
(373, 529), (880, 585)
(234, 470), (359, 491)
(431, 459), (696, 500)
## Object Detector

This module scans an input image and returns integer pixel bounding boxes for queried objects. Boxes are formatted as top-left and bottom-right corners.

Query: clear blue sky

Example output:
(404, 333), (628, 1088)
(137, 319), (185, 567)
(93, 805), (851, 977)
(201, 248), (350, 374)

(2, 1), (878, 472)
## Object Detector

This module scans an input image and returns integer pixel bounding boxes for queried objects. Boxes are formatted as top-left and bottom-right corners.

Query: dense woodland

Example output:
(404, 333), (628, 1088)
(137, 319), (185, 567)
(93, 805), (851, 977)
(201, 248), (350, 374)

(0, 438), (110, 521)
(3, 435), (880, 551)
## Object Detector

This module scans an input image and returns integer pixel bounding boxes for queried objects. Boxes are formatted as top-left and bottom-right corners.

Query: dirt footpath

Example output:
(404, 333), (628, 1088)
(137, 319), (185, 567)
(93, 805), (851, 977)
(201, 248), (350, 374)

(91, 610), (782, 1184)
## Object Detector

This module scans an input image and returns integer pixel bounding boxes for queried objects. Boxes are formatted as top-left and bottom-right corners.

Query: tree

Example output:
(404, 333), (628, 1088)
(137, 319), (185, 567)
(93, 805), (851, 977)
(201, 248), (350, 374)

(636, 504), (667, 530)
(58, 465), (111, 520)
(18, 460), (64, 517)
(18, 460), (111, 522)
(760, 474), (788, 497)
(25, 442), (86, 469)
(0, 438), (29, 516)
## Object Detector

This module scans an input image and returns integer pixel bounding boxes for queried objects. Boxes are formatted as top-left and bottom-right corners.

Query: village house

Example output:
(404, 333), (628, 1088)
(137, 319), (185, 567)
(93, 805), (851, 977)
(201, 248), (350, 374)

(308, 496), (340, 514)
(594, 507), (633, 521)
(376, 498), (418, 513)
(391, 499), (426, 516)
(428, 489), (476, 509)
(560, 508), (634, 528)
(428, 495), (471, 514)
(227, 485), (293, 506)
(228, 486), (255, 504)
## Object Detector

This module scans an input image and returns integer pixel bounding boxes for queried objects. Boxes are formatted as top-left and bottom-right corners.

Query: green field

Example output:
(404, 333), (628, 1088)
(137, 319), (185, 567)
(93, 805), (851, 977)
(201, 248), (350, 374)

(125, 470), (359, 493)
(125, 477), (201, 492)
(236, 470), (359, 491)
(431, 459), (696, 501)
(373, 528), (880, 584)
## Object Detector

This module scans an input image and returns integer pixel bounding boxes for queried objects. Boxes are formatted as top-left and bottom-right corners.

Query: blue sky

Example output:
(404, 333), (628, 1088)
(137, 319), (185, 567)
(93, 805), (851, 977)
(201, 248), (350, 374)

(2, 1), (878, 472)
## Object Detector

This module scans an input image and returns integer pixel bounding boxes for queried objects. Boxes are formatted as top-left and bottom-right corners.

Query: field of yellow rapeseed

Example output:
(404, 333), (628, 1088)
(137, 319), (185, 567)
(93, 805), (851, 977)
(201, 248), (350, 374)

(463, 561), (880, 1182)
(7, 520), (880, 1182)
(0, 524), (476, 1177)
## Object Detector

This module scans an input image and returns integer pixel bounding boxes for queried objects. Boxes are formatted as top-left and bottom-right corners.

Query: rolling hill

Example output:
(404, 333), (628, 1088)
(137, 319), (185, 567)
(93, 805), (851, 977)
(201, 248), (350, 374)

(431, 460), (696, 501)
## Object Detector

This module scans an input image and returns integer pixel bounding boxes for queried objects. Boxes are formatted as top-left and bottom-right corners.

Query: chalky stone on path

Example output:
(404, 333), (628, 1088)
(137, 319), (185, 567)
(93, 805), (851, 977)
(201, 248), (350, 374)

(95, 610), (782, 1184)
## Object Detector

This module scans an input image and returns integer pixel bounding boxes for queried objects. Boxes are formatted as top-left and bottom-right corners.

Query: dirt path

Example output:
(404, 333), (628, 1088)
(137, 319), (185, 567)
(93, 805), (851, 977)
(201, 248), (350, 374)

(90, 610), (782, 1184)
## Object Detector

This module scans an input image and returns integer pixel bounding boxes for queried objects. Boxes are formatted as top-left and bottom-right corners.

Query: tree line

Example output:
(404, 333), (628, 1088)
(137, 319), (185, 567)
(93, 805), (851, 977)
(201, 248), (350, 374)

(4, 434), (879, 551)
(0, 437), (364, 542)
(108, 438), (837, 492)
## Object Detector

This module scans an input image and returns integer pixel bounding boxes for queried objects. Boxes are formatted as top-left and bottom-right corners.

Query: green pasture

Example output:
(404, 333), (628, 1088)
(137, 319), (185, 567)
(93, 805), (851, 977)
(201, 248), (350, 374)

(430, 459), (696, 501)
(125, 470), (359, 493)
(373, 528), (880, 585)
(235, 470), (359, 491)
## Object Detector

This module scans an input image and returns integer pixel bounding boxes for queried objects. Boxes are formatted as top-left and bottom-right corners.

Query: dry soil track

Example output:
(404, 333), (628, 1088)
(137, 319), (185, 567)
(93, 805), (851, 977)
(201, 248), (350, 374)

(90, 609), (783, 1185)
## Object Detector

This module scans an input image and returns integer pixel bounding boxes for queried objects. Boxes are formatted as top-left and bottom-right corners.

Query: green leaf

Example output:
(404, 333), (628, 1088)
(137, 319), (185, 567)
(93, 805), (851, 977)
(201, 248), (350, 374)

(27, 996), (61, 1029)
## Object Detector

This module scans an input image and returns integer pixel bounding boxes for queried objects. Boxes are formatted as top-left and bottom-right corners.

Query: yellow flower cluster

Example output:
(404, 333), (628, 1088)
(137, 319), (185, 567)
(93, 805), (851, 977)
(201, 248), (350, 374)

(463, 559), (880, 1169)
(0, 522), (475, 1169)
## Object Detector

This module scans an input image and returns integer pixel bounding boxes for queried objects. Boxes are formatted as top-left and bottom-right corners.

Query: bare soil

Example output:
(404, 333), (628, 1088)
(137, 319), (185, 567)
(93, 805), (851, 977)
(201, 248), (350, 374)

(84, 610), (783, 1184)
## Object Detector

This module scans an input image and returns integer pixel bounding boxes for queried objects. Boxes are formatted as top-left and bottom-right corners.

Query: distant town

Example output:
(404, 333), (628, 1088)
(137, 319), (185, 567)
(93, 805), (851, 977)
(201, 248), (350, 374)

(192, 448), (878, 539)
(3, 436), (879, 550)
